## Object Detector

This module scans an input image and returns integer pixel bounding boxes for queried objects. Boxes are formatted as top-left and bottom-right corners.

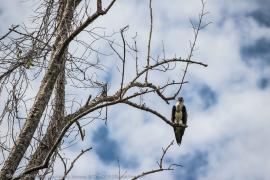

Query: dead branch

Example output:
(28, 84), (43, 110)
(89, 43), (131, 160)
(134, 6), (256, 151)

(75, 121), (85, 141)
(175, 0), (209, 97)
(123, 100), (172, 126)
(131, 141), (180, 180)
(61, 147), (92, 180)
(145, 0), (153, 82)
(0, 25), (19, 41)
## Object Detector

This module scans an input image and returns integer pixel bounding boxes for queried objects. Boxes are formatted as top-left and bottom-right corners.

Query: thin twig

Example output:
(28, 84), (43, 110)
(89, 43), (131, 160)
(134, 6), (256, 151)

(61, 147), (92, 180)
(131, 141), (176, 180)
(75, 121), (85, 141)
(145, 0), (153, 82)
(0, 25), (19, 41)
(119, 26), (128, 98)
(175, 0), (209, 97)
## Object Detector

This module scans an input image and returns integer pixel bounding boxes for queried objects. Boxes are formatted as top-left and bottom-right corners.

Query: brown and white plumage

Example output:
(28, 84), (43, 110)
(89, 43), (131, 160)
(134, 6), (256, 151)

(171, 97), (187, 145)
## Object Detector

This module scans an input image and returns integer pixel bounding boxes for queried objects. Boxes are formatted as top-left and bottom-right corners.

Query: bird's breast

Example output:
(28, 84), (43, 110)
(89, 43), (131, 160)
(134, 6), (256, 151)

(175, 111), (183, 124)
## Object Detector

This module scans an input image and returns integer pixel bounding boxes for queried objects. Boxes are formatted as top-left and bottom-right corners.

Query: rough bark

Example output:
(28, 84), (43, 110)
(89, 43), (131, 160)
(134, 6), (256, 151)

(22, 57), (66, 180)
(21, 3), (69, 179)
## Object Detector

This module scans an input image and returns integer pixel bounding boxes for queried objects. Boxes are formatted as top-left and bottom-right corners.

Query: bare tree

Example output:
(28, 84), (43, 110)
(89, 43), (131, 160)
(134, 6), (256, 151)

(0, 0), (208, 179)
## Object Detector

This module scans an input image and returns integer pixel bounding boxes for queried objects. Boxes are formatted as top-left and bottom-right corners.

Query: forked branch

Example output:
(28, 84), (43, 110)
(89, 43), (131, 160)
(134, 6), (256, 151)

(131, 141), (181, 180)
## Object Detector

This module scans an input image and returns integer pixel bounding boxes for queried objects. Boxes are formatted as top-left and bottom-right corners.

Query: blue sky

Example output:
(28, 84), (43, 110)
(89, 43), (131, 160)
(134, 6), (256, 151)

(1, 0), (270, 180)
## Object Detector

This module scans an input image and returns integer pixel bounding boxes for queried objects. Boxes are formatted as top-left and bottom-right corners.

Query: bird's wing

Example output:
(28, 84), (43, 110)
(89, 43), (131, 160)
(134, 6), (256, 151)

(182, 105), (187, 124)
(171, 105), (176, 123)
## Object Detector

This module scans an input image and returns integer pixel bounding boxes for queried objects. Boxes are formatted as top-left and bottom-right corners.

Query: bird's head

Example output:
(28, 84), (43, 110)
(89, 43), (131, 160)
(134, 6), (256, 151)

(178, 97), (184, 103)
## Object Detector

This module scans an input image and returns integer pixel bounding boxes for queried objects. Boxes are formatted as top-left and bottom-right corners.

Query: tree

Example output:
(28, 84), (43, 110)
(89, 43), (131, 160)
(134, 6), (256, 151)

(0, 0), (208, 179)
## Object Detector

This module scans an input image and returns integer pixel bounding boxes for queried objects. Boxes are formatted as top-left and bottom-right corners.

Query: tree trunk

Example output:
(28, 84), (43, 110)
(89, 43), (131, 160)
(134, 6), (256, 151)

(22, 58), (66, 180)
(0, 1), (78, 179)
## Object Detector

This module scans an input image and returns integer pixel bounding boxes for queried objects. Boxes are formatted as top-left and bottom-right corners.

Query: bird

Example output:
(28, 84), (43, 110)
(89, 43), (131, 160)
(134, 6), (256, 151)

(171, 97), (187, 145)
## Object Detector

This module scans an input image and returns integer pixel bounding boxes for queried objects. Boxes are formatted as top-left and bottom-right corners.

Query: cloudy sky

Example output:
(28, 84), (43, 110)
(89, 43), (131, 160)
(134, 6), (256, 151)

(1, 0), (270, 180)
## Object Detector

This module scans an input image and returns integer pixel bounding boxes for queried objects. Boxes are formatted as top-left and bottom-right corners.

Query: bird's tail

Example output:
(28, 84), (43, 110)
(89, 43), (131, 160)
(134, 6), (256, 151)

(174, 127), (182, 145)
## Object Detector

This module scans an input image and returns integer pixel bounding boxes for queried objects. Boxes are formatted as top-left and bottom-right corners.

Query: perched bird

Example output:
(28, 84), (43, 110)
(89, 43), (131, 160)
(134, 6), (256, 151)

(171, 97), (187, 145)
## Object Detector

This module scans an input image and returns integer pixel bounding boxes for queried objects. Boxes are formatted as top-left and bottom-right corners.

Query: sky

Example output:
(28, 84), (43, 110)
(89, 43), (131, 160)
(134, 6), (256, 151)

(0, 0), (270, 180)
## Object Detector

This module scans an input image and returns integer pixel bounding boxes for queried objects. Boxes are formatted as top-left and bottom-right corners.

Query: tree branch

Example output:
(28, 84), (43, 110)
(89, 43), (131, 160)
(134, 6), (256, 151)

(0, 25), (19, 41)
(175, 0), (209, 97)
(61, 147), (92, 180)
(145, 0), (153, 82)
(123, 100), (172, 126)
(131, 141), (178, 180)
